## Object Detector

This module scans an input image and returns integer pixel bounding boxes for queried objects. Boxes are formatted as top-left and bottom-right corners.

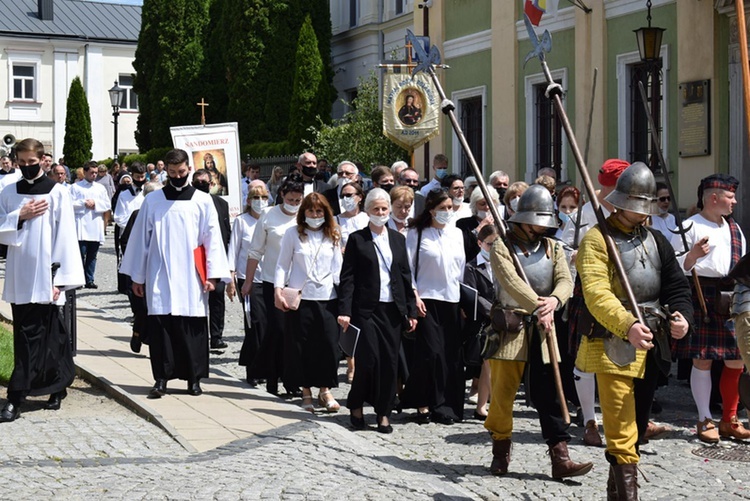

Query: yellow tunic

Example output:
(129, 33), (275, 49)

(488, 236), (572, 363)
(574, 221), (646, 378)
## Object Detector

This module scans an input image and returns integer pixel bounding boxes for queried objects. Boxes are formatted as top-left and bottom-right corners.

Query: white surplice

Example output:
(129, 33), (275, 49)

(113, 187), (144, 229)
(69, 179), (111, 243)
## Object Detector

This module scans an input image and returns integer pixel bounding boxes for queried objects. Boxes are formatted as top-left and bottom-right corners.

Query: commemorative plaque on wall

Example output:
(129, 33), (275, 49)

(678, 80), (710, 157)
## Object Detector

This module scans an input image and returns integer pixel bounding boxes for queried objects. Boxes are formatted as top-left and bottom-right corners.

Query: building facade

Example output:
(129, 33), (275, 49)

(0, 0), (141, 165)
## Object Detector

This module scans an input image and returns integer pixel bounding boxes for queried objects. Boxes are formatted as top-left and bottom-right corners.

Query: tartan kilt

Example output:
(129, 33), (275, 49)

(672, 281), (740, 360)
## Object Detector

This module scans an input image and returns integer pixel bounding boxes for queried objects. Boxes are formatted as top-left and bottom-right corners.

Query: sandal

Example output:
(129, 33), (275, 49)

(318, 390), (340, 413)
(301, 394), (315, 413)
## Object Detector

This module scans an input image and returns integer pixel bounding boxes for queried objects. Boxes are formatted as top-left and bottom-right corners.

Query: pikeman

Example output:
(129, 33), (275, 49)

(576, 162), (692, 500)
(485, 184), (593, 480)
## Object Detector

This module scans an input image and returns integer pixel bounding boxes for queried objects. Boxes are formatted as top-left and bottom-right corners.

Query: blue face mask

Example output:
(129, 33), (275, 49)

(435, 168), (448, 179)
(480, 247), (491, 261)
(559, 211), (571, 225)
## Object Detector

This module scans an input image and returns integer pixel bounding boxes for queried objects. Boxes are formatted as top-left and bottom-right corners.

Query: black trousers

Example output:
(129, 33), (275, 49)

(147, 315), (209, 383)
(8, 303), (74, 403)
(248, 282), (287, 387)
(347, 302), (401, 417)
(237, 278), (267, 372)
(633, 348), (661, 444)
(208, 280), (226, 342)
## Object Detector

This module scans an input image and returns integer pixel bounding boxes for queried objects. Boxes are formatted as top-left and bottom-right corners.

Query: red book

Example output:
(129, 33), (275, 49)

(193, 246), (207, 285)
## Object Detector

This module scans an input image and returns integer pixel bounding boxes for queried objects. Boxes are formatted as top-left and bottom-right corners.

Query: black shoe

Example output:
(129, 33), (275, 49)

(285, 387), (303, 399)
(473, 410), (488, 421)
(267, 381), (279, 396)
(416, 411), (431, 425)
(130, 334), (142, 354)
(377, 423), (393, 434)
(432, 413), (455, 425)
(188, 381), (203, 396)
(85, 282), (98, 289)
(246, 378), (259, 387)
(350, 413), (366, 430)
(210, 339), (228, 349)
(0, 401), (20, 422)
(148, 380), (167, 399)
(45, 390), (67, 411)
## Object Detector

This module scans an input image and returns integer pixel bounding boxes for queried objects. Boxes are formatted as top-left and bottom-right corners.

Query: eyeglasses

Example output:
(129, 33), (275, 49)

(401, 178), (419, 186)
(658, 196), (670, 203)
(341, 193), (357, 198)
(338, 170), (356, 178)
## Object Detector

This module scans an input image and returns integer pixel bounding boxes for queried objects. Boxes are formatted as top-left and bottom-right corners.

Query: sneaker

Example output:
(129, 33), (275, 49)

(719, 416), (750, 440)
(697, 418), (720, 444)
(583, 420), (603, 447)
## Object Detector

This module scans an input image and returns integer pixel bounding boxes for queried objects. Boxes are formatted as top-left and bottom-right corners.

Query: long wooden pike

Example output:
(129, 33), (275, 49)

(522, 16), (648, 331)
(737, 0), (750, 146)
(572, 67), (598, 249)
(405, 29), (570, 424)
(637, 80), (709, 321)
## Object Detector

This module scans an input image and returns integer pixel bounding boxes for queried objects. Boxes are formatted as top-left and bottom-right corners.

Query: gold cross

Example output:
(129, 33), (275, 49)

(196, 98), (209, 125)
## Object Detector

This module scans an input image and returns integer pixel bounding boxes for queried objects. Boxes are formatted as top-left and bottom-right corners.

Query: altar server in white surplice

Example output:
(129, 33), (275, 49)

(0, 138), (85, 423)
(120, 148), (230, 399)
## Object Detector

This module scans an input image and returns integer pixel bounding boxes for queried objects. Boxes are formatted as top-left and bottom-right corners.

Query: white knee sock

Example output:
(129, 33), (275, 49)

(574, 367), (597, 424)
(691, 367), (713, 421)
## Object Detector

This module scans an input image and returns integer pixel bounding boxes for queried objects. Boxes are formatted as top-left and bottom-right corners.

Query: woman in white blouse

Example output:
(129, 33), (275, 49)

(274, 193), (343, 412)
(241, 177), (305, 396)
(402, 189), (466, 424)
(441, 174), (472, 224)
(229, 183), (268, 385)
(388, 186), (414, 236)
(336, 181), (369, 250)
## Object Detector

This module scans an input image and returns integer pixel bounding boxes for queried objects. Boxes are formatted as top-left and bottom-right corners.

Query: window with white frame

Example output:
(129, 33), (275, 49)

(524, 68), (568, 183)
(118, 74), (138, 111)
(12, 64), (35, 101)
(450, 86), (486, 179)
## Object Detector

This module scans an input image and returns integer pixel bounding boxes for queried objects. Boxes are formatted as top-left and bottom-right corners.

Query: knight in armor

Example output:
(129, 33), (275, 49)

(670, 173), (749, 443)
(485, 184), (593, 480)
(576, 162), (692, 500)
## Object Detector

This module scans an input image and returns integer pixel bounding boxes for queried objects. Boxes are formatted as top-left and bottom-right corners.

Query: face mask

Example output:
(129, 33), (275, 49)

(133, 178), (146, 188)
(283, 203), (300, 214)
(251, 199), (268, 214)
(480, 248), (491, 261)
(495, 187), (507, 201)
(391, 214), (406, 224)
(558, 211), (572, 225)
(169, 174), (189, 188)
(452, 197), (463, 206)
(302, 166), (317, 178)
(435, 168), (448, 179)
(510, 197), (520, 212)
(193, 181), (210, 193)
(337, 177), (351, 189)
(306, 216), (325, 229)
(340, 196), (358, 213)
(369, 214), (389, 227)
(476, 210), (487, 220)
(20, 163), (40, 180)
(380, 183), (394, 193)
(434, 209), (453, 225)
(658, 207), (669, 215)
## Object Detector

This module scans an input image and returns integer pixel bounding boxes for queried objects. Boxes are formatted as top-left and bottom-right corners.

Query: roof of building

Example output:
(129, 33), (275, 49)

(0, 0), (141, 44)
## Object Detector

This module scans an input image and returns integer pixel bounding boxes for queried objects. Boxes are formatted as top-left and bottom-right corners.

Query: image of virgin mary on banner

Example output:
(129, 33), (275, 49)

(383, 64), (440, 153)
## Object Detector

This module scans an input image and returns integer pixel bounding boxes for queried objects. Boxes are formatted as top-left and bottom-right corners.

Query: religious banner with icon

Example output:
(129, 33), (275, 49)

(170, 122), (242, 220)
(382, 64), (440, 153)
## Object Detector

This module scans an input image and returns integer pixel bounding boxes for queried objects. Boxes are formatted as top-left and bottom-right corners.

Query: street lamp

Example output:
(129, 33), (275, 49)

(108, 81), (124, 160)
(634, 0), (665, 170)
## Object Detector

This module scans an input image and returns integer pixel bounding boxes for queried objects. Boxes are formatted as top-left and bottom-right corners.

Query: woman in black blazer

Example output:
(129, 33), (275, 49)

(338, 188), (418, 433)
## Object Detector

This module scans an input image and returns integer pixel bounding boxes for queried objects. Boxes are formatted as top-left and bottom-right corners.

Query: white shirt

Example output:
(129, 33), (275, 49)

(372, 229), (394, 302)
(227, 212), (262, 282)
(419, 178), (440, 197)
(387, 217), (408, 236)
(476, 251), (494, 283)
(69, 180), (111, 243)
(650, 212), (676, 240)
(576, 201), (611, 243)
(671, 213), (747, 277)
(337, 211), (369, 249)
(274, 227), (342, 300)
(448, 203), (472, 226)
(247, 205), (298, 283)
(113, 187), (144, 229)
(406, 225), (465, 303)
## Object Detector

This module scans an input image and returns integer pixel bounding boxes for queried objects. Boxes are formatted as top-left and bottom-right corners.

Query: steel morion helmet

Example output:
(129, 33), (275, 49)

(604, 161), (658, 216)
(508, 184), (557, 228)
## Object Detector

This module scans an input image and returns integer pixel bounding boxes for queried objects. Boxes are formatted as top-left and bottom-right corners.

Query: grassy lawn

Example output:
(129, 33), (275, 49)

(0, 322), (12, 384)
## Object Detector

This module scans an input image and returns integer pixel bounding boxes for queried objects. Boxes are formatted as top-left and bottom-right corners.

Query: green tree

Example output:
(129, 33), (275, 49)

(62, 77), (93, 170)
(288, 15), (324, 151)
(306, 72), (409, 170)
(132, 0), (159, 151)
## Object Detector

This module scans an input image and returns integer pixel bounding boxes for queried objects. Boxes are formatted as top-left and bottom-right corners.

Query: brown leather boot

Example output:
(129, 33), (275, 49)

(612, 463), (638, 501)
(606, 465), (618, 501)
(549, 441), (593, 479)
(490, 438), (512, 475)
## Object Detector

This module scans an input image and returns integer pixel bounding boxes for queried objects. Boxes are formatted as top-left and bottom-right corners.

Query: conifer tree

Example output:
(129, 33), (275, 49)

(62, 77), (93, 169)
(287, 15), (323, 151)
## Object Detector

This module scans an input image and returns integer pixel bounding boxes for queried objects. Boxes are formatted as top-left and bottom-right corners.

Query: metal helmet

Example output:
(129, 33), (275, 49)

(604, 161), (658, 216)
(508, 184), (557, 228)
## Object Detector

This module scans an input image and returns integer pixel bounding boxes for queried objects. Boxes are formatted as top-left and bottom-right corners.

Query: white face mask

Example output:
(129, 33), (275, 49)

(476, 210), (487, 220)
(434, 209), (453, 225)
(480, 247), (491, 261)
(306, 216), (325, 229)
(340, 196), (358, 213)
(283, 203), (300, 214)
(391, 214), (406, 224)
(369, 214), (389, 227)
(452, 197), (463, 206)
(510, 197), (520, 212)
(337, 177), (351, 189)
(251, 199), (268, 214)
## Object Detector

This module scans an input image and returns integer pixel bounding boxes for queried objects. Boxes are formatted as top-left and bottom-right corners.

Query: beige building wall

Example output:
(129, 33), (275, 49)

(489, 1), (518, 178)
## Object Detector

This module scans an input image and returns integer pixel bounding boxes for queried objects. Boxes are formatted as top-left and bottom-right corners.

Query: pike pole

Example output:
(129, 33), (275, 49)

(405, 30), (570, 424)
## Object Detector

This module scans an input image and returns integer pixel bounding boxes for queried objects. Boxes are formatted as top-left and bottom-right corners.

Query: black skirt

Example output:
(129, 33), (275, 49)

(284, 299), (340, 389)
(238, 278), (267, 368)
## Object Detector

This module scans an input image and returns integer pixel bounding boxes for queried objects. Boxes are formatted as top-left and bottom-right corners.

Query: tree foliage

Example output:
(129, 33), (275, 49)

(62, 77), (93, 170)
(288, 15), (324, 151)
(306, 72), (409, 171)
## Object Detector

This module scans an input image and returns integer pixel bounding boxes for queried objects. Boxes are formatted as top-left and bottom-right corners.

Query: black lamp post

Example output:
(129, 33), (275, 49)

(634, 0), (665, 170)
(108, 81), (124, 160)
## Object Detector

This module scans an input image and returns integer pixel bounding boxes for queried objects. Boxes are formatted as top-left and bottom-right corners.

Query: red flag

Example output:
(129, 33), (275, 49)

(525, 0), (544, 26)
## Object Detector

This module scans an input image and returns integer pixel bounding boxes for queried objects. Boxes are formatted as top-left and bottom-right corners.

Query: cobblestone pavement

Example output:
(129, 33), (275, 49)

(4, 232), (750, 499)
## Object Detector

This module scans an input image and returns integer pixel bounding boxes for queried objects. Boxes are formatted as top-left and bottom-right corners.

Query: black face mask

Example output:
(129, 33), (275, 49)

(193, 180), (210, 193)
(496, 187), (507, 202)
(380, 183), (394, 193)
(133, 179), (146, 188)
(169, 174), (190, 188)
(20, 163), (41, 180)
(302, 166), (317, 178)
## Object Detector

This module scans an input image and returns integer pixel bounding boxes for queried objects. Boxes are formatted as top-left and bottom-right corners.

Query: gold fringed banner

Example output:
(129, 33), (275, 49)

(382, 64), (440, 153)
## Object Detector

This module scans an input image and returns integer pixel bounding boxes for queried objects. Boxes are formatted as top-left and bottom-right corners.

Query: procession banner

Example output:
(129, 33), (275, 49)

(382, 64), (440, 153)
(170, 122), (242, 220)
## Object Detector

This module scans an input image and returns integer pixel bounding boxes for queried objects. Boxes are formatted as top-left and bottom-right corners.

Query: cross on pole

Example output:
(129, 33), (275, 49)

(196, 98), (209, 125)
